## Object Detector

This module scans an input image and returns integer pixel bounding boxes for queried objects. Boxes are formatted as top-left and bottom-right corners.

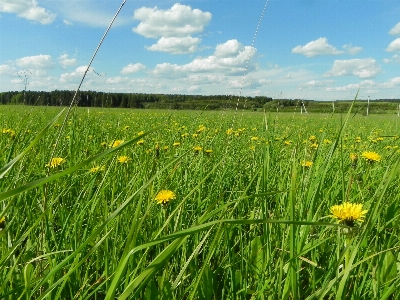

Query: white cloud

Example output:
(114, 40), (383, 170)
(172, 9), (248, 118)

(342, 44), (362, 55)
(381, 77), (400, 88)
(150, 39), (257, 77)
(292, 37), (343, 57)
(324, 58), (381, 79)
(146, 37), (201, 54)
(16, 54), (54, 69)
(106, 76), (129, 84)
(58, 53), (77, 68)
(258, 79), (272, 85)
(0, 64), (17, 76)
(303, 80), (334, 88)
(0, 0), (56, 24)
(133, 3), (211, 38)
(120, 63), (146, 74)
(383, 54), (400, 63)
(386, 38), (400, 52)
(187, 85), (201, 93)
(389, 22), (400, 35)
(214, 39), (242, 57)
(188, 74), (225, 84)
(63, 19), (73, 26)
(60, 65), (96, 83)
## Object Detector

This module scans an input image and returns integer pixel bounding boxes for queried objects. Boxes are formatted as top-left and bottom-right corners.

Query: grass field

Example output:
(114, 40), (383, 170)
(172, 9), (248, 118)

(1, 105), (399, 299)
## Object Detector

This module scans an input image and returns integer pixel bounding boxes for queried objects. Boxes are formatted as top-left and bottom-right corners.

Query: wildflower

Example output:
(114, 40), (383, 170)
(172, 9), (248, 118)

(46, 157), (65, 168)
(181, 133), (189, 138)
(330, 202), (368, 227)
(163, 146), (169, 151)
(137, 139), (144, 145)
(355, 137), (361, 143)
(205, 149), (213, 155)
(155, 190), (176, 205)
(117, 156), (131, 164)
(110, 140), (123, 148)
(137, 131), (145, 136)
(284, 140), (292, 146)
(361, 151), (381, 163)
(90, 166), (105, 173)
(196, 125), (206, 133)
(192, 133), (198, 138)
(173, 142), (180, 147)
(124, 126), (130, 130)
(251, 136), (259, 141)
(309, 135), (317, 142)
(53, 123), (60, 128)
(309, 143), (319, 150)
(323, 139), (332, 145)
(301, 160), (313, 168)
(350, 153), (358, 166)
(0, 216), (5, 228)
(101, 142), (107, 147)
(226, 128), (234, 135)
(193, 146), (202, 153)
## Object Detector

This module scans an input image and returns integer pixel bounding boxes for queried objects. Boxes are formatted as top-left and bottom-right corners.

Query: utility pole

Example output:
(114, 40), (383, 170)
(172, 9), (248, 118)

(17, 70), (32, 105)
(367, 95), (370, 116)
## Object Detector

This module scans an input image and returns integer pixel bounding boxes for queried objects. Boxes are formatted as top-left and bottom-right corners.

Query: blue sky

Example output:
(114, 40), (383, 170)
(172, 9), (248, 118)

(1, 0), (400, 101)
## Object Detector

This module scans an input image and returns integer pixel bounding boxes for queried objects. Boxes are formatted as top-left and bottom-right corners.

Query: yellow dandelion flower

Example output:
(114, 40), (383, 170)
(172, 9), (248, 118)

(301, 160), (313, 168)
(181, 133), (189, 138)
(124, 126), (130, 130)
(361, 151), (381, 163)
(192, 133), (198, 138)
(90, 166), (105, 173)
(137, 131), (145, 136)
(330, 202), (368, 227)
(309, 143), (319, 149)
(110, 140), (123, 148)
(193, 146), (202, 152)
(101, 142), (107, 147)
(137, 139), (145, 145)
(323, 139), (332, 145)
(155, 190), (176, 205)
(251, 136), (259, 141)
(46, 157), (65, 168)
(0, 216), (5, 228)
(284, 140), (292, 146)
(117, 156), (131, 164)
(309, 135), (317, 142)
(205, 149), (213, 155)
(173, 142), (180, 147)
(226, 128), (234, 135)
(163, 146), (169, 151)
(196, 125), (206, 133)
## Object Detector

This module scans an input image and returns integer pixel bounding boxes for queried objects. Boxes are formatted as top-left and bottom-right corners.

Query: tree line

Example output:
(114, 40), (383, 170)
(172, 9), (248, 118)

(0, 90), (273, 110)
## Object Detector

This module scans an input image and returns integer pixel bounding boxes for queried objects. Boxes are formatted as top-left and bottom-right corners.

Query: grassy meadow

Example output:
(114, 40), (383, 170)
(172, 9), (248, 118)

(1, 105), (399, 299)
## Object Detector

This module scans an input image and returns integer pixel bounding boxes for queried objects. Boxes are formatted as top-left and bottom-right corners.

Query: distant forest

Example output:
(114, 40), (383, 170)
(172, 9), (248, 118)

(0, 90), (399, 113)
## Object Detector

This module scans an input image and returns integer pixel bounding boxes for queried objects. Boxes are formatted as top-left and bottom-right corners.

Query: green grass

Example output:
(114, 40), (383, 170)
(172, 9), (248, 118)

(1, 105), (399, 299)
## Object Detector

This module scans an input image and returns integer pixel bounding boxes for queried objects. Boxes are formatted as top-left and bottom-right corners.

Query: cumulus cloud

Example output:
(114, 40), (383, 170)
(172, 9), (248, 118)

(292, 37), (343, 57)
(63, 19), (73, 26)
(60, 65), (96, 83)
(386, 38), (400, 52)
(342, 44), (362, 55)
(0, 0), (56, 24)
(132, 3), (211, 54)
(120, 63), (146, 74)
(0, 65), (17, 76)
(146, 37), (201, 54)
(16, 54), (54, 69)
(133, 3), (211, 38)
(324, 58), (381, 79)
(389, 22), (400, 35)
(58, 53), (77, 68)
(150, 39), (257, 77)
